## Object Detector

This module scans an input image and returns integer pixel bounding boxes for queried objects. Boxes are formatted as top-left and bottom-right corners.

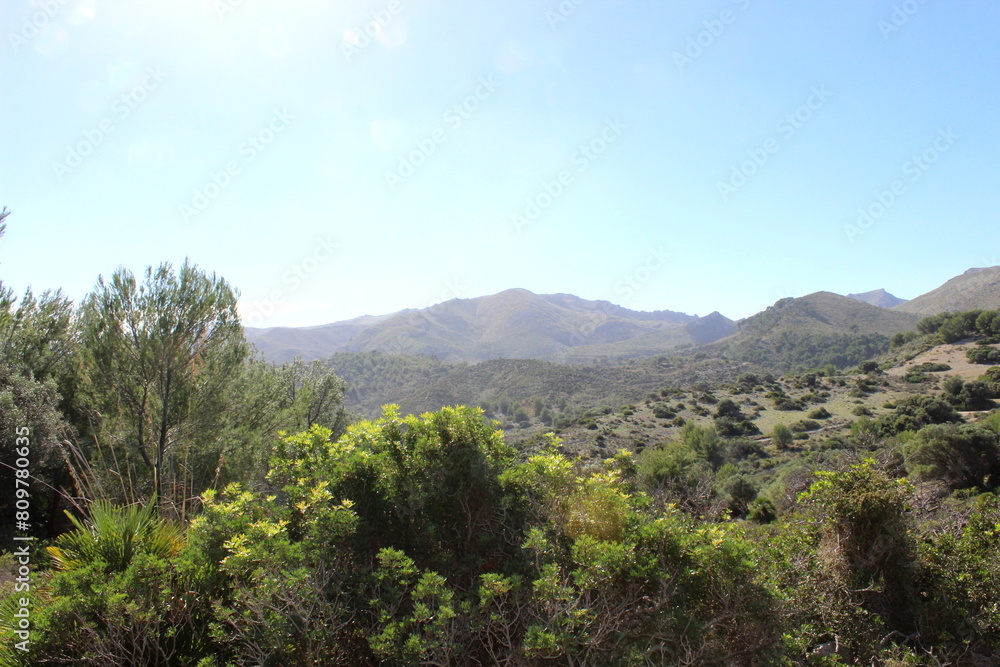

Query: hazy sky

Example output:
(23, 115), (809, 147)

(2, 0), (998, 327)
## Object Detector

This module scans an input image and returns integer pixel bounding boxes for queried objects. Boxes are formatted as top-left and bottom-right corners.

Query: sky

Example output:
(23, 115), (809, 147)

(2, 0), (999, 328)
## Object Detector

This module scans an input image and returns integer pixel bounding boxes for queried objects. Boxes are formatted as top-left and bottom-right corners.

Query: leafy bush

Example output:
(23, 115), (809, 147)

(968, 346), (1000, 365)
(857, 360), (881, 374)
(771, 423), (794, 450)
(942, 377), (998, 411)
(807, 407), (832, 420)
(799, 460), (916, 638)
(773, 396), (806, 411)
(916, 493), (1000, 656)
(876, 395), (961, 436)
(652, 404), (675, 419)
(790, 419), (821, 433)
(747, 497), (777, 523)
(911, 362), (951, 372)
(904, 423), (1000, 490)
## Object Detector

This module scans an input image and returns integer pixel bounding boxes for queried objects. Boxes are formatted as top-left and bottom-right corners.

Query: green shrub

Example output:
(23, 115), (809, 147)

(774, 396), (806, 411)
(652, 404), (675, 419)
(46, 501), (184, 574)
(904, 370), (931, 383)
(876, 395), (961, 436)
(807, 407), (832, 420)
(747, 497), (777, 524)
(904, 423), (1000, 490)
(790, 419), (821, 433)
(968, 347), (1000, 365)
(771, 423), (794, 450)
(911, 362), (951, 373)
(799, 459), (916, 637)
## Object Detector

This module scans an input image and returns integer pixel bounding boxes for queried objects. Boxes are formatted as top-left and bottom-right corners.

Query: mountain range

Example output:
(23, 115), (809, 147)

(247, 289), (736, 364)
(245, 266), (1000, 365)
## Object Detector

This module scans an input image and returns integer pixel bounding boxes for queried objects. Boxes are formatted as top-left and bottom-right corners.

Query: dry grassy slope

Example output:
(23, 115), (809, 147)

(540, 341), (999, 460)
(893, 266), (1000, 315)
(887, 341), (1000, 381)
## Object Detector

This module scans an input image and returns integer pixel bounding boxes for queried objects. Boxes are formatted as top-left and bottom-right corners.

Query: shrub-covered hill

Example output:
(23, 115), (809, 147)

(893, 265), (1000, 315)
(247, 288), (732, 364)
(711, 291), (923, 373)
(327, 349), (761, 426)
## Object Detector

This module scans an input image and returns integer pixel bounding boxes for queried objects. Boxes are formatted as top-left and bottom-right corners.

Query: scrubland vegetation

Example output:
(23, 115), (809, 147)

(3, 211), (1000, 664)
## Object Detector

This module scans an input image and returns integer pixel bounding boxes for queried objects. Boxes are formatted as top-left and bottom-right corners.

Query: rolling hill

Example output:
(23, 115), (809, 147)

(715, 291), (923, 372)
(247, 289), (735, 364)
(892, 266), (1000, 315)
(734, 292), (922, 337)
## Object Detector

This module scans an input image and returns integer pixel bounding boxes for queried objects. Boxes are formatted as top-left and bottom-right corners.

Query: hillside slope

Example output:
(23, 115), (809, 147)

(248, 289), (731, 363)
(893, 266), (1000, 315)
(716, 292), (923, 372)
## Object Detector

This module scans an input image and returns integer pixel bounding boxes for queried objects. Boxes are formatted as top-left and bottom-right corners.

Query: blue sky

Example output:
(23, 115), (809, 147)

(2, 0), (998, 327)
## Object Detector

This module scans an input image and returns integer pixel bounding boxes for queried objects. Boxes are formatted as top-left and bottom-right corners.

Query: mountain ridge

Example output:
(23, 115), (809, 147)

(246, 267), (1000, 364)
(892, 266), (1000, 315)
(246, 289), (727, 364)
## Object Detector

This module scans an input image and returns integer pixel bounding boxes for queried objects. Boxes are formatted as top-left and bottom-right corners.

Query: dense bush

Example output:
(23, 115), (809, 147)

(806, 406), (832, 420)
(916, 309), (1000, 343)
(790, 419), (821, 433)
(911, 361), (951, 372)
(771, 423), (794, 450)
(877, 395), (962, 436)
(968, 346), (1000, 365)
(905, 423), (1000, 491)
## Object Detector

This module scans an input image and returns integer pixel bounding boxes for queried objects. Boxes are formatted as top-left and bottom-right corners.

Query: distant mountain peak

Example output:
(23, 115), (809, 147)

(846, 288), (907, 309)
